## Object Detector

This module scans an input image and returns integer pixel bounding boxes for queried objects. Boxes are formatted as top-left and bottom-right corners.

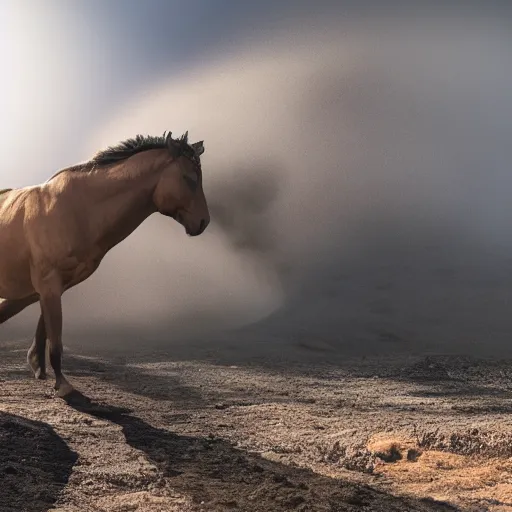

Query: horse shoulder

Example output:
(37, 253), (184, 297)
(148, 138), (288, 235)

(23, 184), (98, 286)
(23, 187), (74, 259)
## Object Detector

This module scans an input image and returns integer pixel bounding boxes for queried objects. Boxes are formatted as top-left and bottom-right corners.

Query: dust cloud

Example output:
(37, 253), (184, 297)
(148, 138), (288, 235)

(4, 14), (512, 355)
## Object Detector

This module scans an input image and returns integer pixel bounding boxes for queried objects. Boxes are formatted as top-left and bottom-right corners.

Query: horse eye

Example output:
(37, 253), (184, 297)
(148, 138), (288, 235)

(183, 174), (198, 191)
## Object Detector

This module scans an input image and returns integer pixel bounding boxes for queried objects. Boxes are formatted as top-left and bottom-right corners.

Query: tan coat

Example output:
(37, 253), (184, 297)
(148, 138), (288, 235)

(0, 132), (209, 397)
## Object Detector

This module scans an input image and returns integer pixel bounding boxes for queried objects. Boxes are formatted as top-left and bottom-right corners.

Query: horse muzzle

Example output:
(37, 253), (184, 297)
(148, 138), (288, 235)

(172, 210), (209, 237)
(186, 218), (209, 237)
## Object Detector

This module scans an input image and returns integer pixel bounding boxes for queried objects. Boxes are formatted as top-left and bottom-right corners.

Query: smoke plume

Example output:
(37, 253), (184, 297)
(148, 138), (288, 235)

(4, 14), (512, 356)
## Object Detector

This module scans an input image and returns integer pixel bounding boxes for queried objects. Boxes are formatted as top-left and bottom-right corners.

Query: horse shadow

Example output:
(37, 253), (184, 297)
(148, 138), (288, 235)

(0, 411), (77, 512)
(64, 352), (208, 408)
(65, 394), (461, 512)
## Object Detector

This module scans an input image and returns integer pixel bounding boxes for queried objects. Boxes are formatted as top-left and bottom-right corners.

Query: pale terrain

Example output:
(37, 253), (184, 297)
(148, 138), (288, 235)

(1, 329), (511, 512)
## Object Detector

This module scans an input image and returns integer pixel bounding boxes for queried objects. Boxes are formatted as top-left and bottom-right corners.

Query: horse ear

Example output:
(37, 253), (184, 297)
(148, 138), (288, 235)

(191, 141), (205, 156)
(166, 131), (182, 157)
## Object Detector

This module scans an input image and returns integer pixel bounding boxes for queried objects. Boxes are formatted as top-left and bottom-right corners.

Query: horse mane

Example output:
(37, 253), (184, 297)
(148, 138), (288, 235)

(92, 134), (171, 166)
(46, 132), (193, 182)
(92, 131), (193, 166)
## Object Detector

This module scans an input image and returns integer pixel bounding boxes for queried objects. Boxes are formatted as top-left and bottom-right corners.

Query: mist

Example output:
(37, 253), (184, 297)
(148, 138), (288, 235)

(4, 13), (512, 356)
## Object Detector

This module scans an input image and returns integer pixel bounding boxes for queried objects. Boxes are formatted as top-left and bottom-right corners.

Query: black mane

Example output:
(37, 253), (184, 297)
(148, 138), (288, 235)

(92, 132), (192, 166)
(46, 132), (196, 182)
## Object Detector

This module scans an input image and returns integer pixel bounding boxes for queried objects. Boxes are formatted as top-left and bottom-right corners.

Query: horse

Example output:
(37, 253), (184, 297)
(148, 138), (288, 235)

(0, 131), (210, 398)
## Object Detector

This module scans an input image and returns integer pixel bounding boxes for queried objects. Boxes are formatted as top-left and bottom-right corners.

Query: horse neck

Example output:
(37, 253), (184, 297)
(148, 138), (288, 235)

(78, 155), (161, 253)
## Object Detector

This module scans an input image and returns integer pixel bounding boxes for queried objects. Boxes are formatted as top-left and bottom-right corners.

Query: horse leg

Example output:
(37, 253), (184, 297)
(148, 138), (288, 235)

(27, 314), (47, 380)
(0, 295), (38, 324)
(37, 285), (74, 398)
(0, 296), (47, 380)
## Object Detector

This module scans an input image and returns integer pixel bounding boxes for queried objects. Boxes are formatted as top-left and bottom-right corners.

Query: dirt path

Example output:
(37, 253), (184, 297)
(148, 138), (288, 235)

(1, 339), (512, 511)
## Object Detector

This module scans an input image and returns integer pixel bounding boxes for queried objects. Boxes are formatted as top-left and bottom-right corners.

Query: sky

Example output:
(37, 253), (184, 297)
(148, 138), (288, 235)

(1, 0), (510, 177)
(1, 1), (512, 356)
(0, 0), (360, 173)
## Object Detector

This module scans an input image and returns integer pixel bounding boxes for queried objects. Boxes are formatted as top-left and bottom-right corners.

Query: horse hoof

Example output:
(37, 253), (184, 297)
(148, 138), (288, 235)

(27, 352), (45, 379)
(55, 382), (74, 398)
(34, 369), (47, 380)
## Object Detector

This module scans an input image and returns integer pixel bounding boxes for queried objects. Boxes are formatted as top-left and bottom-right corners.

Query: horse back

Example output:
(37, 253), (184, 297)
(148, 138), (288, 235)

(0, 188), (13, 208)
(0, 187), (36, 298)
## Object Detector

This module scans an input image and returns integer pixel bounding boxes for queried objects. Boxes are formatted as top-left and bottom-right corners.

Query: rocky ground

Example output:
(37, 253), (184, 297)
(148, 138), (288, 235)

(1, 337), (512, 511)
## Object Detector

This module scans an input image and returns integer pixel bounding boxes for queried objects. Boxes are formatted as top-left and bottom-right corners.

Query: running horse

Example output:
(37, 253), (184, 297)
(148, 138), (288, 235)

(0, 132), (209, 397)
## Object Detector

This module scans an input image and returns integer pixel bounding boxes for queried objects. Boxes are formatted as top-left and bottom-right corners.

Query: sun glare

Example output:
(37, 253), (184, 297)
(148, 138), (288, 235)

(0, 1), (98, 186)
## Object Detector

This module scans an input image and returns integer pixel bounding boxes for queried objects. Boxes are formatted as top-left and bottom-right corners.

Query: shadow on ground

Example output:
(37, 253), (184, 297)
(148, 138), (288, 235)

(66, 397), (460, 512)
(0, 411), (77, 512)
(62, 349), (512, 419)
(3, 341), (512, 423)
(65, 352), (208, 407)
